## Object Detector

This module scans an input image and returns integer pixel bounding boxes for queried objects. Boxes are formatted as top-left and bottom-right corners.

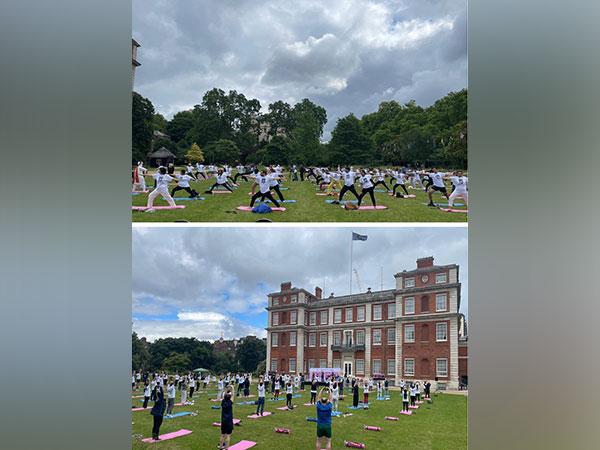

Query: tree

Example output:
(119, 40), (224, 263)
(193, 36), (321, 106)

(235, 337), (266, 373)
(255, 359), (266, 376)
(162, 352), (192, 373)
(132, 92), (155, 163)
(259, 136), (290, 165)
(329, 114), (373, 165)
(204, 139), (241, 164)
(152, 113), (168, 133)
(186, 142), (205, 163)
(132, 332), (150, 371)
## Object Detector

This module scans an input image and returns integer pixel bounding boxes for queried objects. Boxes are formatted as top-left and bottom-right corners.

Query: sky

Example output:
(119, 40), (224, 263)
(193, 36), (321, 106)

(132, 0), (467, 139)
(132, 226), (468, 342)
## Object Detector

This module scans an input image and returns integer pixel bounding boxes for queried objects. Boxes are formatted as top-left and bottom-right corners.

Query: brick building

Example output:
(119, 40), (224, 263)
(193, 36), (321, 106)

(265, 257), (468, 389)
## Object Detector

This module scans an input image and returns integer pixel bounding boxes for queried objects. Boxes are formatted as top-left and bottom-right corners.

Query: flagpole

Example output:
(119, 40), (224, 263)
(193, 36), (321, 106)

(350, 233), (353, 295)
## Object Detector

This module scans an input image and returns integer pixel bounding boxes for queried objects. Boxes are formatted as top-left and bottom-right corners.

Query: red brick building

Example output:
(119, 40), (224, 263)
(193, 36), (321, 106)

(266, 256), (468, 389)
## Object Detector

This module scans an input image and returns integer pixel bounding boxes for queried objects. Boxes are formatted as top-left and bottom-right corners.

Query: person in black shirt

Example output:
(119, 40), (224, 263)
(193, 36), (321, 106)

(150, 386), (166, 441)
(243, 376), (250, 397)
(352, 379), (359, 407)
(219, 387), (235, 449)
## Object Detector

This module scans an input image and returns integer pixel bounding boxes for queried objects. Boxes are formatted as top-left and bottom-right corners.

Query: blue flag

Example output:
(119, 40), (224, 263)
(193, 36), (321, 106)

(352, 232), (368, 241)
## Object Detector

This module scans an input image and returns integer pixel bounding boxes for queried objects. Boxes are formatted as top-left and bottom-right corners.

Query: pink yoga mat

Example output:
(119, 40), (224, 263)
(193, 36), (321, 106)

(316, 193), (338, 196)
(247, 412), (272, 419)
(141, 429), (192, 443)
(212, 419), (241, 426)
(131, 407), (148, 412)
(409, 405), (419, 409)
(131, 205), (185, 211)
(304, 403), (314, 406)
(276, 406), (292, 411)
(229, 440), (257, 450)
(236, 206), (286, 212)
(400, 410), (413, 415)
(385, 416), (399, 421)
(439, 208), (468, 213)
(352, 205), (388, 210)
(132, 190), (149, 194)
(210, 398), (221, 402)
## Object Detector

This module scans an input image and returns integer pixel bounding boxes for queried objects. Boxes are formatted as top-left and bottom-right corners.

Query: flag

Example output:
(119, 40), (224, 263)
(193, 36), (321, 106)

(352, 232), (368, 241)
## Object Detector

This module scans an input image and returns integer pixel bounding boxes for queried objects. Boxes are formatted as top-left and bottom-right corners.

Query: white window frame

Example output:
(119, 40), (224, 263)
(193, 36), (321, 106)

(404, 297), (415, 315)
(333, 359), (341, 369)
(372, 329), (382, 345)
(333, 330), (342, 346)
(309, 312), (317, 326)
(290, 310), (297, 324)
(272, 297), (279, 306)
(320, 310), (328, 325)
(289, 358), (296, 373)
(271, 359), (278, 371)
(404, 358), (415, 376)
(308, 359), (315, 369)
(436, 322), (448, 342)
(271, 332), (278, 347)
(387, 327), (396, 344)
(387, 303), (396, 319)
(387, 359), (396, 375)
(309, 332), (316, 347)
(404, 277), (415, 288)
(320, 332), (328, 347)
(356, 330), (365, 346)
(436, 358), (448, 377)
(404, 324), (415, 343)
(373, 304), (383, 321)
(436, 273), (447, 284)
(289, 331), (297, 347)
(357, 306), (366, 322)
(356, 359), (365, 374)
(319, 359), (327, 368)
(372, 359), (382, 374)
(334, 308), (342, 324)
(436, 294), (447, 312)
(291, 294), (298, 303)
(345, 307), (353, 322)
(272, 312), (279, 326)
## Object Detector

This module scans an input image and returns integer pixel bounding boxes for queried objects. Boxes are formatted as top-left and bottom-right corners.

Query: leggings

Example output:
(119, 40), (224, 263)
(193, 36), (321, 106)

(171, 186), (197, 197)
(286, 394), (293, 408)
(393, 183), (409, 196)
(339, 184), (360, 201)
(402, 401), (409, 411)
(410, 396), (416, 406)
(250, 191), (280, 207)
(310, 392), (317, 403)
(166, 398), (174, 415)
(152, 415), (163, 439)
(189, 387), (194, 398)
(256, 397), (265, 415)
(195, 171), (207, 179)
(358, 187), (376, 206)
(373, 180), (390, 190)
(271, 185), (285, 201)
(363, 393), (369, 404)
(233, 173), (248, 182)
(143, 396), (150, 409)
(207, 182), (233, 192)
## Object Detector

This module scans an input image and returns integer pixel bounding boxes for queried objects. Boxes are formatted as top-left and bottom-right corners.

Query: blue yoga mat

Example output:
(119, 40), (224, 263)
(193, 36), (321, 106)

(306, 417), (318, 422)
(374, 189), (391, 193)
(174, 197), (205, 201)
(165, 412), (193, 419)
(376, 397), (391, 401)
(421, 202), (464, 207)
(331, 411), (343, 417)
(325, 199), (357, 204)
(211, 405), (221, 409)
(237, 401), (256, 405)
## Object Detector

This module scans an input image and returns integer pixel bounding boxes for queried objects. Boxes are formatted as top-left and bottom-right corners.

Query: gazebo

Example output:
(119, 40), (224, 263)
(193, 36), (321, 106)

(147, 146), (176, 167)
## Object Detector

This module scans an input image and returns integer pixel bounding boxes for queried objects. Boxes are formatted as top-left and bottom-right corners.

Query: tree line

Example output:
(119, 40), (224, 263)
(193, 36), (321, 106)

(132, 332), (266, 374)
(133, 88), (467, 168)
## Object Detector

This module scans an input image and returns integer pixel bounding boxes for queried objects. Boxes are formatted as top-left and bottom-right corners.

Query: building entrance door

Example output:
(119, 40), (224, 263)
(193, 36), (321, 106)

(344, 361), (353, 377)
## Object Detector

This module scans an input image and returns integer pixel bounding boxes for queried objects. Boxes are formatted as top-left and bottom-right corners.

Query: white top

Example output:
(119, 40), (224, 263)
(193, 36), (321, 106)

(196, 164), (205, 171)
(144, 385), (151, 396)
(394, 171), (406, 184)
(449, 176), (468, 193)
(359, 174), (373, 189)
(343, 171), (357, 187)
(177, 174), (193, 188)
(286, 385), (293, 394)
(331, 386), (339, 399)
(216, 173), (228, 184)
(258, 384), (266, 397)
(274, 381), (281, 390)
(256, 175), (273, 194)
(218, 380), (224, 390)
(167, 385), (176, 399)
(363, 384), (369, 393)
(153, 173), (174, 191)
(186, 165), (194, 173)
(429, 172), (446, 188)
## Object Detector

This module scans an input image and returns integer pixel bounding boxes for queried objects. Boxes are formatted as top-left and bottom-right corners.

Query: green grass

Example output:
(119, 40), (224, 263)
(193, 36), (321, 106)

(132, 178), (467, 223)
(131, 387), (467, 449)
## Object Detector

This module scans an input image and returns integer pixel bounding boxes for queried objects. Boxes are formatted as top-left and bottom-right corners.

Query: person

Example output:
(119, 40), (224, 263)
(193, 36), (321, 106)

(132, 373), (136, 390)
(372, 169), (391, 191)
(426, 168), (449, 206)
(166, 379), (176, 417)
(237, 375), (244, 396)
(150, 386), (166, 441)
(291, 165), (299, 181)
(409, 383), (417, 406)
(274, 376), (281, 400)
(234, 164), (249, 183)
(384, 378), (389, 397)
(244, 375), (250, 397)
(195, 162), (207, 179)
(392, 169), (410, 196)
(205, 168), (234, 194)
(315, 387), (334, 450)
(376, 381), (383, 399)
(357, 169), (376, 207)
(268, 168), (286, 202)
(362, 379), (370, 409)
(416, 381), (422, 402)
(189, 376), (196, 399)
(186, 163), (197, 180)
(249, 170), (281, 208)
(256, 376), (266, 416)
(331, 381), (339, 412)
(352, 379), (359, 407)
(218, 376), (225, 400)
(142, 382), (151, 409)
(171, 169), (199, 198)
(146, 167), (177, 210)
(338, 168), (360, 203)
(285, 380), (294, 409)
(448, 171), (468, 208)
(424, 380), (431, 399)
(136, 162), (148, 191)
(180, 378), (188, 405)
(402, 387), (410, 412)
(219, 387), (235, 450)
(310, 378), (318, 404)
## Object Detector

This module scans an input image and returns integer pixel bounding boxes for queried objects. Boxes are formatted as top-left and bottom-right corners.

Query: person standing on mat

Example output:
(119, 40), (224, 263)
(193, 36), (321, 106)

(357, 169), (377, 207)
(310, 378), (318, 404)
(165, 379), (175, 417)
(402, 387), (410, 412)
(146, 166), (177, 210)
(249, 170), (281, 208)
(256, 376), (266, 416)
(219, 387), (235, 450)
(392, 169), (410, 196)
(315, 387), (334, 450)
(234, 163), (248, 183)
(362, 379), (370, 409)
(180, 378), (188, 405)
(352, 378), (359, 407)
(338, 167), (360, 203)
(189, 375), (196, 399)
(195, 162), (207, 179)
(285, 380), (294, 409)
(244, 375), (250, 397)
(205, 168), (234, 194)
(268, 168), (286, 202)
(150, 386), (166, 441)
(426, 168), (450, 206)
(372, 169), (391, 191)
(331, 381), (339, 412)
(143, 382), (151, 409)
(171, 169), (199, 198)
(448, 171), (468, 208)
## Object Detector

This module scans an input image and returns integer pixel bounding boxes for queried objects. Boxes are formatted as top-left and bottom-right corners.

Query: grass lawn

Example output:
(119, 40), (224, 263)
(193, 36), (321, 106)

(132, 177), (468, 223)
(131, 387), (467, 449)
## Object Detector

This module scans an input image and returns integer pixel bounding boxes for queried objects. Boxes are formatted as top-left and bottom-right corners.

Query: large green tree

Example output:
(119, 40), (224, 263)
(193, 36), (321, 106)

(204, 139), (241, 164)
(132, 92), (155, 163)
(328, 114), (373, 165)
(235, 337), (266, 373)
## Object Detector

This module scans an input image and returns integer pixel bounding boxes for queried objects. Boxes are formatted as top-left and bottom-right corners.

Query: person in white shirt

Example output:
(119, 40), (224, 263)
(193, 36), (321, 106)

(448, 171), (468, 208)
(249, 170), (281, 207)
(357, 169), (377, 207)
(362, 380), (370, 409)
(426, 168), (450, 206)
(372, 169), (391, 192)
(285, 381), (294, 409)
(218, 376), (225, 400)
(195, 163), (207, 179)
(392, 169), (410, 196)
(188, 377), (196, 399)
(170, 169), (199, 198)
(143, 382), (151, 409)
(256, 376), (266, 416)
(268, 168), (286, 202)
(233, 164), (249, 183)
(186, 163), (197, 181)
(205, 168), (234, 193)
(180, 378), (188, 405)
(146, 166), (177, 210)
(137, 162), (148, 191)
(338, 168), (361, 202)
(274, 378), (281, 400)
(331, 381), (339, 411)
(166, 380), (176, 417)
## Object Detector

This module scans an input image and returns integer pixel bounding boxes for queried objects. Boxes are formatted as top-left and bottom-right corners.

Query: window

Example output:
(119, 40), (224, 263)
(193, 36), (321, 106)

(388, 303), (396, 319)
(405, 277), (415, 288)
(272, 297), (279, 306)
(319, 359), (327, 368)
(404, 358), (415, 376)
(320, 310), (328, 325)
(436, 273), (447, 284)
(272, 312), (279, 326)
(421, 358), (431, 376)
(421, 296), (429, 312)
(334, 308), (342, 323)
(320, 332), (328, 347)
(421, 324), (429, 341)
(404, 324), (415, 343)
(356, 359), (365, 374)
(387, 328), (396, 344)
(387, 359), (396, 375)
(309, 333), (316, 347)
(271, 359), (278, 371)
(345, 308), (353, 322)
(310, 312), (317, 325)
(333, 331), (342, 346)
(436, 358), (448, 377)
(290, 331), (297, 347)
(289, 358), (296, 372)
(290, 310), (297, 324)
(308, 359), (315, 369)
(372, 359), (382, 374)
(373, 329), (382, 345)
(333, 359), (341, 369)
(373, 304), (382, 320)
(357, 306), (366, 321)
(405, 297), (415, 314)
(436, 294), (447, 312)
(356, 330), (365, 345)
(291, 295), (298, 303)
(271, 333), (278, 347)
(436, 323), (448, 341)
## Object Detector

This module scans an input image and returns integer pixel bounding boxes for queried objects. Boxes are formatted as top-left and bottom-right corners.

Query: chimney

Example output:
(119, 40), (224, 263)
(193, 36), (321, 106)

(281, 281), (292, 291)
(315, 287), (322, 299)
(416, 256), (434, 269)
(329, 292), (335, 298)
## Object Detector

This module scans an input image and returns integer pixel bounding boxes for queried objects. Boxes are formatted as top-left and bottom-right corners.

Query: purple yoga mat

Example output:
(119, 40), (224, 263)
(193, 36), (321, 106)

(131, 205), (185, 211)
(228, 440), (257, 450)
(247, 412), (272, 419)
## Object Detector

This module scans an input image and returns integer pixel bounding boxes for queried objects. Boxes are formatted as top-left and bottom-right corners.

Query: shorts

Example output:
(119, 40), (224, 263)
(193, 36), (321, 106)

(431, 185), (448, 194)
(221, 421), (233, 435)
(316, 424), (332, 438)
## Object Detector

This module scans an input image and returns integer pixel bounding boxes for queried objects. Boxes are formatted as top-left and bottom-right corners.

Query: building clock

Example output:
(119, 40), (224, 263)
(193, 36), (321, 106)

(421, 275), (429, 283)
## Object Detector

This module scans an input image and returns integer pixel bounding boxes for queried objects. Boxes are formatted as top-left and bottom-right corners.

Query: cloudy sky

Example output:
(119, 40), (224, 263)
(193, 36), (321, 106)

(132, 0), (467, 139)
(133, 226), (468, 342)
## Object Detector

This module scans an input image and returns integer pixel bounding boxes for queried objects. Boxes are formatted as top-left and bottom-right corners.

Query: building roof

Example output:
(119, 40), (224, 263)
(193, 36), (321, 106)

(147, 147), (176, 158)
(132, 38), (140, 47)
(394, 264), (457, 277)
(309, 288), (396, 307)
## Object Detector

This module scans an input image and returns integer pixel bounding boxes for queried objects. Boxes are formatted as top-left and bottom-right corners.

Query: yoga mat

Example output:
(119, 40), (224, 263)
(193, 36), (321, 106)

(389, 194), (417, 198)
(131, 407), (148, 412)
(141, 429), (192, 443)
(341, 205), (387, 210)
(132, 190), (149, 194)
(439, 208), (468, 213)
(174, 197), (205, 201)
(247, 412), (272, 419)
(325, 199), (357, 204)
(331, 411), (343, 417)
(237, 401), (256, 405)
(421, 202), (464, 207)
(131, 205), (185, 211)
(364, 425), (381, 431)
(212, 419), (241, 426)
(376, 397), (391, 401)
(409, 405), (419, 409)
(303, 403), (313, 406)
(211, 405), (221, 409)
(346, 406), (364, 410)
(277, 406), (292, 411)
(306, 417), (318, 422)
(210, 190), (233, 194)
(228, 440), (257, 450)
(400, 410), (413, 416)
(316, 192), (338, 196)
(263, 199), (296, 203)
(236, 206), (286, 212)
(165, 412), (193, 419)
(385, 416), (399, 421)
(374, 189), (390, 192)
(210, 398), (221, 402)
